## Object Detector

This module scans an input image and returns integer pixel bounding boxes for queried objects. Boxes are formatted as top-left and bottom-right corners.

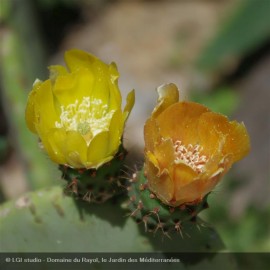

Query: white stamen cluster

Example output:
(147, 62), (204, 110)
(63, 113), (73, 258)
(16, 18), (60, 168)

(55, 97), (114, 137)
(174, 140), (208, 173)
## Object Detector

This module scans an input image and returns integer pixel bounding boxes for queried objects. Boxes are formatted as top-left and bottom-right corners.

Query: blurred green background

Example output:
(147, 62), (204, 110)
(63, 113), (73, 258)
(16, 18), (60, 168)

(0, 0), (269, 252)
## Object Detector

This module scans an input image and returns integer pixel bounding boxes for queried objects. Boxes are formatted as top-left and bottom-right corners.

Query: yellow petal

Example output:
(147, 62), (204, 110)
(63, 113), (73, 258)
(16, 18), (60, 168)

(45, 128), (88, 168)
(64, 130), (88, 168)
(49, 65), (68, 83)
(34, 80), (58, 132)
(64, 50), (111, 109)
(52, 68), (94, 107)
(64, 49), (97, 72)
(87, 131), (111, 167)
(108, 109), (124, 154)
(65, 49), (113, 107)
(123, 89), (135, 121)
(152, 83), (179, 118)
(156, 101), (210, 145)
(25, 82), (39, 133)
(44, 128), (67, 165)
(108, 62), (122, 110)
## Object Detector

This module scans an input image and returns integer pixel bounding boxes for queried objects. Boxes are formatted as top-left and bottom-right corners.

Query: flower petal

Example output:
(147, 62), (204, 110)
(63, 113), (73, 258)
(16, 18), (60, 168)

(49, 65), (68, 82)
(152, 83), (179, 118)
(123, 89), (135, 121)
(65, 50), (111, 108)
(173, 163), (198, 189)
(44, 128), (67, 165)
(173, 154), (233, 205)
(25, 80), (40, 134)
(198, 112), (226, 157)
(34, 80), (58, 132)
(108, 62), (122, 111)
(198, 112), (250, 162)
(153, 138), (175, 172)
(157, 101), (210, 145)
(108, 109), (124, 154)
(64, 49), (96, 72)
(144, 118), (161, 153)
(145, 158), (174, 204)
(45, 128), (88, 168)
(52, 68), (94, 107)
(64, 130), (88, 167)
(87, 131), (111, 168)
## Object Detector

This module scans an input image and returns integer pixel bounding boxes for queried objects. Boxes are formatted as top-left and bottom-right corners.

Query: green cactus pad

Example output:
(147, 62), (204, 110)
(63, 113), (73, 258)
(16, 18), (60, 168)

(59, 146), (127, 203)
(126, 169), (209, 236)
(0, 186), (227, 254)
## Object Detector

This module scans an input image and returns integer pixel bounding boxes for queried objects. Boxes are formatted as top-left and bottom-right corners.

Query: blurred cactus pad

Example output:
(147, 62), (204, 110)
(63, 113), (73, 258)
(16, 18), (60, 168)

(0, 186), (224, 253)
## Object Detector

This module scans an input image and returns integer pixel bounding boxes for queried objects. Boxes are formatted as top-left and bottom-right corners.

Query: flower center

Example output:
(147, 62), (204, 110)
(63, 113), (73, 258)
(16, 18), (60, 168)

(174, 140), (208, 173)
(55, 97), (114, 140)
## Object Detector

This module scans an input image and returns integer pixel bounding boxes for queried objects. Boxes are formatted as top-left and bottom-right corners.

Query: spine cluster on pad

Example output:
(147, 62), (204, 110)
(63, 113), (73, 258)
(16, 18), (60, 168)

(126, 169), (209, 237)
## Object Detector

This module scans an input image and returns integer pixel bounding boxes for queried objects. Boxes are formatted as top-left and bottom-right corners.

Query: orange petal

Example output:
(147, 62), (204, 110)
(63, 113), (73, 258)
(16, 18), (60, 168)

(144, 118), (161, 152)
(153, 138), (175, 172)
(156, 101), (210, 146)
(152, 83), (179, 118)
(173, 154), (233, 205)
(198, 112), (250, 162)
(198, 112), (225, 157)
(173, 163), (198, 189)
(145, 159), (174, 204)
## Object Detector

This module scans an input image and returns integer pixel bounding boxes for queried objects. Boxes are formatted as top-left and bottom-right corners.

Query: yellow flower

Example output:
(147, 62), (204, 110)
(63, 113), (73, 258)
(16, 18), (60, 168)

(25, 49), (135, 169)
(144, 83), (250, 206)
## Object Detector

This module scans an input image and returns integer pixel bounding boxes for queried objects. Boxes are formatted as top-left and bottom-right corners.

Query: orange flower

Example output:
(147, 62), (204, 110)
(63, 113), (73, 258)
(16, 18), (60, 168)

(144, 83), (250, 206)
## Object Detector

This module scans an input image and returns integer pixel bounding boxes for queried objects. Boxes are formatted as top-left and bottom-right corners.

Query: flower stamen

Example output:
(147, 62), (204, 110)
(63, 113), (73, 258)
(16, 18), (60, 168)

(55, 97), (114, 141)
(174, 140), (208, 173)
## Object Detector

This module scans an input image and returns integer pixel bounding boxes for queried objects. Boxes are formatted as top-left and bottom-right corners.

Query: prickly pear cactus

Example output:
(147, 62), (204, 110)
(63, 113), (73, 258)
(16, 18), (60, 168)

(126, 169), (209, 236)
(60, 145), (127, 203)
(0, 185), (224, 253)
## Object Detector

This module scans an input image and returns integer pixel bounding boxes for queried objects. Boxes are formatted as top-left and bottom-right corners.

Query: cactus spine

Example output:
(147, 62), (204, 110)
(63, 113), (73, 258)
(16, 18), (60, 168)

(126, 168), (209, 236)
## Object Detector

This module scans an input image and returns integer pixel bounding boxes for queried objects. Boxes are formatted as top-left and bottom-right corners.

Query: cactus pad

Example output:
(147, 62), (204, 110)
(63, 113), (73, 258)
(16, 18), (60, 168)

(126, 169), (209, 236)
